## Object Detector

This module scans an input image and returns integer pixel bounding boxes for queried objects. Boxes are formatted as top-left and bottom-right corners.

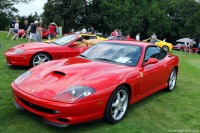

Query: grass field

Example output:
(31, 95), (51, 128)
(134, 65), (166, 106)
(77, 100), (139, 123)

(0, 31), (199, 133)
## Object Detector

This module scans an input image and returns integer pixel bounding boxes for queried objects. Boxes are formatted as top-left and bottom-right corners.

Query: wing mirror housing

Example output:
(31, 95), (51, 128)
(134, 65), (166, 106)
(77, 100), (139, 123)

(143, 58), (159, 66)
(70, 42), (78, 47)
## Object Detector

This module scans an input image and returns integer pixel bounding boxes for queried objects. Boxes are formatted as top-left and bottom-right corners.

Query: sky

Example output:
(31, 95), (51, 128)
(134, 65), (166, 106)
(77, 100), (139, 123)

(14, 0), (47, 16)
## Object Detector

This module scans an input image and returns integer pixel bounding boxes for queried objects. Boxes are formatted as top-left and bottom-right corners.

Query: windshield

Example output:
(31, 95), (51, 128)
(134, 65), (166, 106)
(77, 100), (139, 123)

(52, 35), (79, 46)
(80, 42), (142, 66)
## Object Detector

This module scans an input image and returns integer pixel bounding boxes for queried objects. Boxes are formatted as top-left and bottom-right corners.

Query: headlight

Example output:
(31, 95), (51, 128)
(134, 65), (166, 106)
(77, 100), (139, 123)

(14, 70), (31, 85)
(53, 86), (95, 102)
(7, 49), (24, 55)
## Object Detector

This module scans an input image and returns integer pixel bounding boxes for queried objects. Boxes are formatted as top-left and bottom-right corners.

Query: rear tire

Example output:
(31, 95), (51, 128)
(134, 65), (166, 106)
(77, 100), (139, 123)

(104, 85), (129, 124)
(165, 68), (177, 92)
(162, 45), (169, 52)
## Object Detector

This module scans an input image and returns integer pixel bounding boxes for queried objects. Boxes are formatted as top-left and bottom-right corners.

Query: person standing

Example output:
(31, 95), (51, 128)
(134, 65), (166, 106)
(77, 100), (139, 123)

(136, 33), (140, 41)
(150, 32), (157, 43)
(21, 20), (29, 39)
(6, 18), (15, 39)
(81, 27), (87, 34)
(29, 21), (38, 42)
(118, 29), (122, 36)
(59, 26), (62, 36)
(91, 27), (95, 34)
(35, 22), (43, 42)
(56, 26), (60, 37)
(111, 29), (117, 36)
(48, 22), (57, 40)
(11, 20), (19, 41)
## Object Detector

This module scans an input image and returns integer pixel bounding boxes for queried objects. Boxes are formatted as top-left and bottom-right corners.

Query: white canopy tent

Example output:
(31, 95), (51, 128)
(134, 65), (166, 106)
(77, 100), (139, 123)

(176, 38), (196, 44)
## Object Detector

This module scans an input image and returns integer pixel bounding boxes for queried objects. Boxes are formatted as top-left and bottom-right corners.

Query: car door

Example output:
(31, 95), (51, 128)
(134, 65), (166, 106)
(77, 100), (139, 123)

(51, 35), (85, 58)
(139, 46), (168, 95)
(65, 45), (84, 57)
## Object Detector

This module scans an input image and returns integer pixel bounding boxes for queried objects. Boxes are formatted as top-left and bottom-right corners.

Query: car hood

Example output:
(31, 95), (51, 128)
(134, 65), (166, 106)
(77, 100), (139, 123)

(17, 57), (130, 101)
(7, 42), (58, 51)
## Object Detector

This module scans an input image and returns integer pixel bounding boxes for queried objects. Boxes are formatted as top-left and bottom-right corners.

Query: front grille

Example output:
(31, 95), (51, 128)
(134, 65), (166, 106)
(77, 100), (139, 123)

(17, 96), (59, 114)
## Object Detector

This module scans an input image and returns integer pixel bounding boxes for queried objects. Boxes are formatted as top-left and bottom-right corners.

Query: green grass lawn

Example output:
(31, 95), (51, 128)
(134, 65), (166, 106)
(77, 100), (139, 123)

(0, 31), (200, 133)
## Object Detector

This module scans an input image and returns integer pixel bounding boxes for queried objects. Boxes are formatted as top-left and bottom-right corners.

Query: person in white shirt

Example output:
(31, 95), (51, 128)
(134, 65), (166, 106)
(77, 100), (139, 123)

(11, 20), (19, 40)
(136, 33), (140, 41)
(82, 27), (87, 34)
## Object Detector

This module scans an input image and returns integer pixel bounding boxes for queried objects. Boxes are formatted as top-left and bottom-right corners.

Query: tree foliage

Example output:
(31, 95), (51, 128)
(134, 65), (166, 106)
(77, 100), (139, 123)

(1, 0), (200, 43)
(0, 0), (33, 30)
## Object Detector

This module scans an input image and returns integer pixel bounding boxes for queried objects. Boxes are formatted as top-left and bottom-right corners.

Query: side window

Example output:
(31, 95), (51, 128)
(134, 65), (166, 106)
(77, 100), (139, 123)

(144, 46), (166, 61)
(159, 47), (167, 59)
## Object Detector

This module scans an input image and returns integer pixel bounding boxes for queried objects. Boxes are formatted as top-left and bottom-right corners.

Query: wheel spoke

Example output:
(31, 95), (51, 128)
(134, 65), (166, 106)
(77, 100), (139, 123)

(116, 92), (121, 101)
(119, 107), (124, 112)
(113, 108), (120, 118)
(42, 57), (47, 62)
(33, 60), (40, 65)
(120, 95), (126, 103)
(37, 55), (41, 60)
(112, 101), (118, 108)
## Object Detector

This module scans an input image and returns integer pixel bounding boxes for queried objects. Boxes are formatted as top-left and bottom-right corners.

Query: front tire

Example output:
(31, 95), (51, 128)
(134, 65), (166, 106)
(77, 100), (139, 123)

(165, 68), (177, 92)
(31, 53), (51, 67)
(104, 85), (129, 124)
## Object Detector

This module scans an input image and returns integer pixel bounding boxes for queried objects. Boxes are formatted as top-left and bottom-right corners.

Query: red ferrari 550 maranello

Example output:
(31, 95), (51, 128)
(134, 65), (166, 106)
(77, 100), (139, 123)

(4, 34), (89, 67)
(11, 40), (179, 127)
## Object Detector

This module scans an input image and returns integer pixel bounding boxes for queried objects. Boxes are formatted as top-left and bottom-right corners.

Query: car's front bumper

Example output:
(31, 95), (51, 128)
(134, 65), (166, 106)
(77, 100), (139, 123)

(11, 82), (108, 127)
(4, 53), (30, 66)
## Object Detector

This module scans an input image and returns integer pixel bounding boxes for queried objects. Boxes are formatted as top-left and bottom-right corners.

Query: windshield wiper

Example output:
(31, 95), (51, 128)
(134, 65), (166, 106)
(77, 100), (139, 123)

(94, 58), (116, 62)
(79, 54), (87, 58)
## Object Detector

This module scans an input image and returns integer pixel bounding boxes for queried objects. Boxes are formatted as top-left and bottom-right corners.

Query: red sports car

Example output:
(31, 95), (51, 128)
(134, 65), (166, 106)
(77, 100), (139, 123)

(4, 34), (89, 67)
(18, 29), (24, 37)
(18, 28), (55, 38)
(11, 40), (179, 127)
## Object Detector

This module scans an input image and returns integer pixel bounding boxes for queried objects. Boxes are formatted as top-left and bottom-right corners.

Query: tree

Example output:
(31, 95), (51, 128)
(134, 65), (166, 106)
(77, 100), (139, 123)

(41, 0), (200, 42)
(0, 0), (33, 30)
(43, 0), (88, 33)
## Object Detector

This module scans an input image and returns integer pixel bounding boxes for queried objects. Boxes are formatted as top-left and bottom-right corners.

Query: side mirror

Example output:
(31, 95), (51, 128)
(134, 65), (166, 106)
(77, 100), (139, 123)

(70, 42), (78, 47)
(143, 58), (158, 66)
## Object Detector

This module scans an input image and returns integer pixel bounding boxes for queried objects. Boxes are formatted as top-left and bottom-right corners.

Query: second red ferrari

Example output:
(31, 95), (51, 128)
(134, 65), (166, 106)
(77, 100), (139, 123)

(4, 34), (89, 67)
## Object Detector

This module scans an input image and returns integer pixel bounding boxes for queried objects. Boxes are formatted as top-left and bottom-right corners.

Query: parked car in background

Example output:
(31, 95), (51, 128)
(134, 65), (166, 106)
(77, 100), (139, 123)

(143, 38), (173, 52)
(18, 29), (24, 37)
(18, 28), (55, 39)
(4, 34), (89, 67)
(11, 40), (179, 127)
(173, 43), (186, 51)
